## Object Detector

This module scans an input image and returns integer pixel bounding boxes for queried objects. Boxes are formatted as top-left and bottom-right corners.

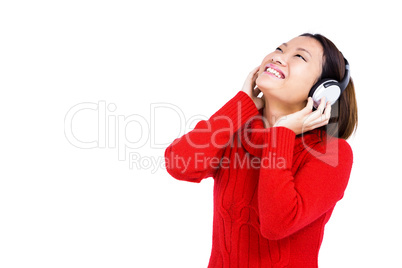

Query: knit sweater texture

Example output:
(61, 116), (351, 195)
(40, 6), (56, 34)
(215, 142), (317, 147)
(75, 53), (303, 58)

(164, 91), (353, 268)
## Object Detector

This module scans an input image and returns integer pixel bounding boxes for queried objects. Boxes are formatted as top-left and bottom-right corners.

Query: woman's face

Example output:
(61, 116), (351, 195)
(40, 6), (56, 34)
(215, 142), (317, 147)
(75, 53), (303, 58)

(256, 36), (324, 107)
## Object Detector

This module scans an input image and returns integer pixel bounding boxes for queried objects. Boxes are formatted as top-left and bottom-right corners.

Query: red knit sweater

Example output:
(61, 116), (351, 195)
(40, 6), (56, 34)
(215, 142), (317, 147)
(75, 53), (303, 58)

(164, 91), (353, 268)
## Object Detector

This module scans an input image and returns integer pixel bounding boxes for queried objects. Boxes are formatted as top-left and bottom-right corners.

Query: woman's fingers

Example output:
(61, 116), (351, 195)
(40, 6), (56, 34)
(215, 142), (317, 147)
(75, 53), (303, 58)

(308, 97), (326, 119)
(324, 101), (332, 119)
(304, 98), (331, 129)
(252, 66), (260, 88)
(252, 65), (260, 73)
(241, 66), (265, 110)
(300, 97), (314, 115)
(247, 66), (259, 76)
(274, 97), (332, 135)
(242, 66), (261, 94)
(248, 66), (260, 80)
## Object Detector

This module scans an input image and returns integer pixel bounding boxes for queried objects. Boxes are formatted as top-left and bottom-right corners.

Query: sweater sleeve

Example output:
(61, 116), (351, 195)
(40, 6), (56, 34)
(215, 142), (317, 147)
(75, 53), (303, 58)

(164, 91), (259, 183)
(257, 127), (353, 240)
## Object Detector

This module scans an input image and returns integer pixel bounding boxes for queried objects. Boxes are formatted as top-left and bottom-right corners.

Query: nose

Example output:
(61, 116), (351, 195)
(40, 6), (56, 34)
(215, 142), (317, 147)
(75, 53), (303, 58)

(272, 54), (286, 66)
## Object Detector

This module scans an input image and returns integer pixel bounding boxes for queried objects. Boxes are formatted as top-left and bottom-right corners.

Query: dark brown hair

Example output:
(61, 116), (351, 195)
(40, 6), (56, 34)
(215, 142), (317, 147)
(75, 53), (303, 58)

(301, 33), (358, 140)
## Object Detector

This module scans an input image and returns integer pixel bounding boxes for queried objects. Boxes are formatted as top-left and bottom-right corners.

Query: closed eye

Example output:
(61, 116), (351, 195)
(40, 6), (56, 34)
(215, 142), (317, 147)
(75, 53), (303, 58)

(276, 47), (283, 52)
(295, 54), (306, 62)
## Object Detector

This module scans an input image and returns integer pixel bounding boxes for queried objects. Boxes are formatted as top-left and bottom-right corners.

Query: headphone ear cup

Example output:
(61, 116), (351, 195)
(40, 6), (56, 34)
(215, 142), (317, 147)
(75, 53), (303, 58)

(308, 78), (341, 108)
(308, 79), (327, 99)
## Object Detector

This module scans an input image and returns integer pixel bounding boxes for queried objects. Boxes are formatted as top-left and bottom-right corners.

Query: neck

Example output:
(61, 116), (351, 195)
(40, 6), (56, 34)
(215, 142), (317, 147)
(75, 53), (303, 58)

(262, 98), (306, 128)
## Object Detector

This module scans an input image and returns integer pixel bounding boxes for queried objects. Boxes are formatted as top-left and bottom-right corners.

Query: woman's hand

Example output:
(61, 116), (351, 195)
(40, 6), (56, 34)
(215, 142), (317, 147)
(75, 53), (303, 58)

(241, 66), (265, 110)
(274, 97), (331, 135)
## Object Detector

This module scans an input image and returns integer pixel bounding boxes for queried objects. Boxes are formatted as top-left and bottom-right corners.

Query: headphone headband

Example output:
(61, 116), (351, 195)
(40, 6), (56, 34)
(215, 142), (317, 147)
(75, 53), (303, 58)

(338, 58), (350, 92)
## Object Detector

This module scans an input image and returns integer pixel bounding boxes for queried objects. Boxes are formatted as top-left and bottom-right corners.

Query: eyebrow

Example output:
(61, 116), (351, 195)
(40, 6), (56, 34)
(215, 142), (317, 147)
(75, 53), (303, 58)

(281, 43), (312, 58)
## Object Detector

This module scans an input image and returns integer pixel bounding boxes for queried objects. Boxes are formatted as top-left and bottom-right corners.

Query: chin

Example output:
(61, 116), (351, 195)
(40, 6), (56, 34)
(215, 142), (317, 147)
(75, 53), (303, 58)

(256, 76), (283, 90)
(256, 83), (280, 96)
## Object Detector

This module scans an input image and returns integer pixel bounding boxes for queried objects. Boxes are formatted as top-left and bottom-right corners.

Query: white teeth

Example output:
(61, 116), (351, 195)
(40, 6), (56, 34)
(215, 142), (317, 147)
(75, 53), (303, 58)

(266, 67), (282, 78)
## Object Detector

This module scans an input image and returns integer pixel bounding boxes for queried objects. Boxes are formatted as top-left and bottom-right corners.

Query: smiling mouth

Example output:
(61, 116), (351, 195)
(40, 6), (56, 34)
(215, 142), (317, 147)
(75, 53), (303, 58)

(264, 66), (285, 79)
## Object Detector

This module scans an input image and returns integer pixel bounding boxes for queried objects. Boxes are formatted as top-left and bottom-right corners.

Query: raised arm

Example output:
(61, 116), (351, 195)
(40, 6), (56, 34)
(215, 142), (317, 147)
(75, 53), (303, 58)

(164, 66), (264, 183)
(164, 91), (259, 182)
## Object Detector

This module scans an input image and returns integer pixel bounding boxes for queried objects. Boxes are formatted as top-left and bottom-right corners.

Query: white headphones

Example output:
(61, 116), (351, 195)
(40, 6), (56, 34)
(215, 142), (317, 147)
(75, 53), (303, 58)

(308, 58), (350, 108)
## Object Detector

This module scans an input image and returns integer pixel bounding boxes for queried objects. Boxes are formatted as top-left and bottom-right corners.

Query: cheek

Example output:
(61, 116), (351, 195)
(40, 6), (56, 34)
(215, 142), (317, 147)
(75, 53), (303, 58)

(290, 67), (319, 95)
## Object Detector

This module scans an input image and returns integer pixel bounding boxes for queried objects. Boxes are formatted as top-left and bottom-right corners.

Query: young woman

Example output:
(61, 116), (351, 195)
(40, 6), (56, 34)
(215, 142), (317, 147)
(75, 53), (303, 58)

(165, 33), (358, 268)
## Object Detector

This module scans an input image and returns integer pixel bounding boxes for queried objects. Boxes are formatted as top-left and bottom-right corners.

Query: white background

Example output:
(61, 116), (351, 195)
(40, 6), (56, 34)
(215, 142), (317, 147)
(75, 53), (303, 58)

(1, 0), (401, 267)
